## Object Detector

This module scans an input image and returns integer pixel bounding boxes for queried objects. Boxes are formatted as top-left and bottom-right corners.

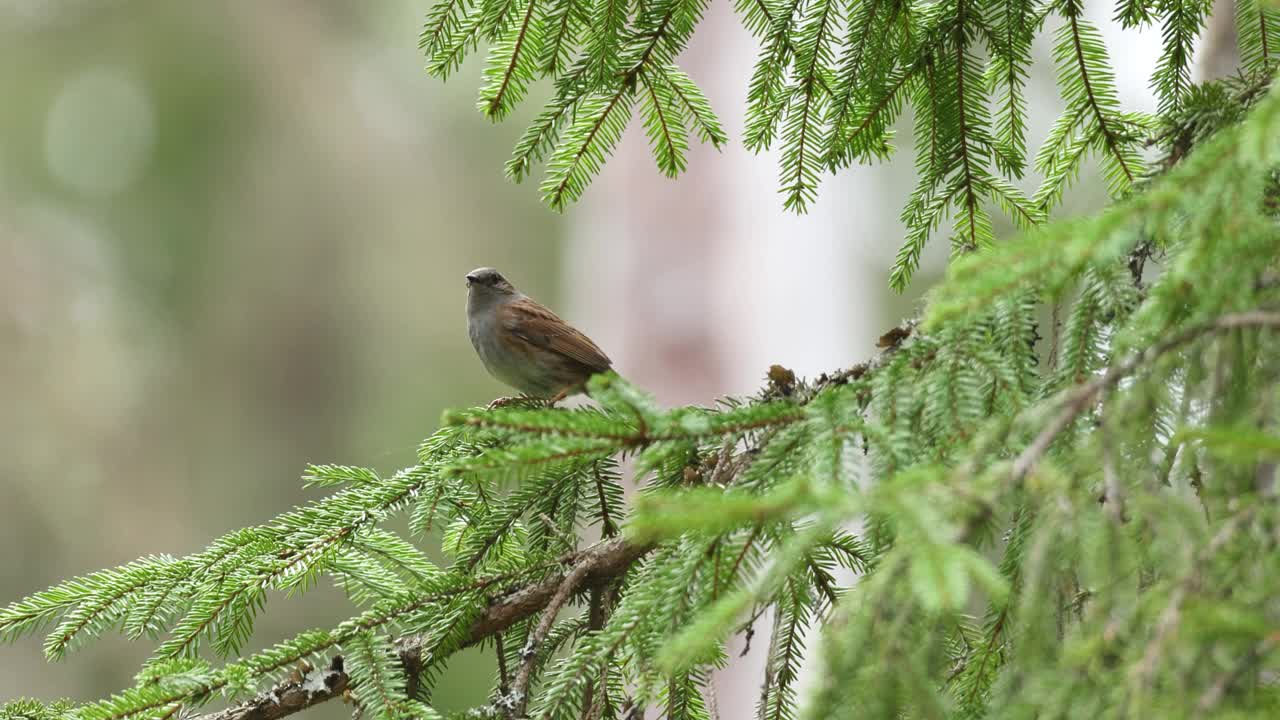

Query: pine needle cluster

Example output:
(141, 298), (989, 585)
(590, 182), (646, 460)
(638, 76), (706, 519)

(422, 0), (1279, 289)
(4, 3), (1280, 720)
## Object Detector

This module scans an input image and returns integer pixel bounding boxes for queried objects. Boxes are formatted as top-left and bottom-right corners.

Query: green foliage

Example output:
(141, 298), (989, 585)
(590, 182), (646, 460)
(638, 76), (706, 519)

(344, 632), (409, 719)
(414, 0), (1277, 290)
(1236, 0), (1280, 75)
(4, 5), (1280, 720)
(1, 700), (76, 720)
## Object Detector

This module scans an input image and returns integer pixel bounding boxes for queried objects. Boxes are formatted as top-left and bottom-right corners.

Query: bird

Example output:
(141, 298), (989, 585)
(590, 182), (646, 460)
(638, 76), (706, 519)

(465, 267), (613, 407)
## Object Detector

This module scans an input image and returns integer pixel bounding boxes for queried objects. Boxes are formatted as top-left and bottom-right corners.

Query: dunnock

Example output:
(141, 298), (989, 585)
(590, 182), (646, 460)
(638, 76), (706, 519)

(466, 267), (612, 406)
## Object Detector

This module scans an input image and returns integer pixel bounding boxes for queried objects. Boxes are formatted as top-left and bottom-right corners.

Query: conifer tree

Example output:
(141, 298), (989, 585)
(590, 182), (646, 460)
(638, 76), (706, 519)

(4, 1), (1280, 719)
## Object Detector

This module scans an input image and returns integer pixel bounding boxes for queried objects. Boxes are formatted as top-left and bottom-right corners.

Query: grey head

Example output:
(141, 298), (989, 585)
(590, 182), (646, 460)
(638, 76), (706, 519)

(466, 267), (519, 297)
(466, 267), (521, 313)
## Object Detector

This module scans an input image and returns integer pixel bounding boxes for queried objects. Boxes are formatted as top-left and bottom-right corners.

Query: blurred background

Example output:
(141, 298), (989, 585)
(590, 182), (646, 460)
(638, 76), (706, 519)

(0, 0), (1227, 715)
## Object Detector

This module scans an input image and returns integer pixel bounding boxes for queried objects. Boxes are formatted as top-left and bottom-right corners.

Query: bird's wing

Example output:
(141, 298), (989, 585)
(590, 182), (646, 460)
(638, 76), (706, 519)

(501, 297), (613, 372)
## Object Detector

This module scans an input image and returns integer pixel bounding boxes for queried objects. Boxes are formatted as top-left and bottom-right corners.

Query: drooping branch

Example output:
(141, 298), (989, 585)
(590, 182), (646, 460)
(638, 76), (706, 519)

(1066, 13), (1134, 184)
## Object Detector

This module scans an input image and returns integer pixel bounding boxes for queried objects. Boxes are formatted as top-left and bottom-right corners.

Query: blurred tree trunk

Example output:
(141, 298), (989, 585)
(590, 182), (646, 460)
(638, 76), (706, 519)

(563, 5), (873, 715)
(1199, 0), (1241, 81)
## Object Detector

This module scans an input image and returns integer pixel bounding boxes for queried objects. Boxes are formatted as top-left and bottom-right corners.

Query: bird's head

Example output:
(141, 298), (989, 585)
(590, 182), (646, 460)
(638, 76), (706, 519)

(466, 267), (517, 297)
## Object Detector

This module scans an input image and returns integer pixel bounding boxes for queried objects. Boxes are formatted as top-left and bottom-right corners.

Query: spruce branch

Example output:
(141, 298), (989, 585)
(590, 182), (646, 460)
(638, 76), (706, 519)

(480, 0), (543, 118)
(1128, 508), (1256, 712)
(9, 9), (1280, 720)
(1065, 14), (1134, 185)
(508, 557), (594, 717)
(1011, 310), (1280, 482)
(1194, 634), (1278, 718)
(191, 539), (650, 720)
(196, 655), (349, 720)
(946, 0), (990, 252)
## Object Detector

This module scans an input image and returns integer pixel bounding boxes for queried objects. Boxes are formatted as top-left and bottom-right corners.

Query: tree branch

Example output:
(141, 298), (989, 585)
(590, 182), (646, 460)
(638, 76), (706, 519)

(509, 557), (595, 717)
(194, 538), (651, 720)
(1011, 310), (1280, 482)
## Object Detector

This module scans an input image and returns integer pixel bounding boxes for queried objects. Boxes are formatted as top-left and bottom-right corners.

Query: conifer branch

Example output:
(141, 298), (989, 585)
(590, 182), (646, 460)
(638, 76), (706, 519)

(196, 656), (350, 720)
(826, 0), (884, 141)
(193, 539), (650, 720)
(1194, 634), (1277, 717)
(593, 464), (619, 538)
(1066, 13), (1133, 184)
(953, 10), (980, 250)
(960, 608), (1006, 707)
(1011, 310), (1280, 482)
(8, 32), (1280, 720)
(484, 0), (540, 117)
(642, 75), (676, 154)
(543, 85), (631, 209)
(1131, 510), (1251, 694)
(830, 37), (922, 161)
(509, 557), (594, 716)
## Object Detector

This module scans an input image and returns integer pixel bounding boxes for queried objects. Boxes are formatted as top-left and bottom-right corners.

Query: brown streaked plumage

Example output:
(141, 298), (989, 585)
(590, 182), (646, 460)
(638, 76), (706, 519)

(465, 267), (612, 405)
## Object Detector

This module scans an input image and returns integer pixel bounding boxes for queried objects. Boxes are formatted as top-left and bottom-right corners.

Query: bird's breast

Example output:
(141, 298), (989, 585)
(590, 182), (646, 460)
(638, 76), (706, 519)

(469, 303), (554, 396)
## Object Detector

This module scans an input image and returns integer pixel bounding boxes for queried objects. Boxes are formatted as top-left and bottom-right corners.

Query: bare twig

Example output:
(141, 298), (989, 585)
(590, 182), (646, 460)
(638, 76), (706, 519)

(1098, 392), (1127, 523)
(582, 667), (610, 720)
(726, 526), (762, 590)
(708, 438), (737, 487)
(756, 607), (782, 715)
(592, 461), (619, 538)
(495, 633), (511, 698)
(581, 583), (611, 712)
(508, 558), (596, 718)
(737, 600), (772, 657)
(705, 678), (722, 720)
(1048, 299), (1062, 371)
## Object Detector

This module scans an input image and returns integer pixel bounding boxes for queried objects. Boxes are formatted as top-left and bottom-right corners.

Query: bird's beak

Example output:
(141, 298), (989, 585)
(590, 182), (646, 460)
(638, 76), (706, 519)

(465, 272), (478, 287)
